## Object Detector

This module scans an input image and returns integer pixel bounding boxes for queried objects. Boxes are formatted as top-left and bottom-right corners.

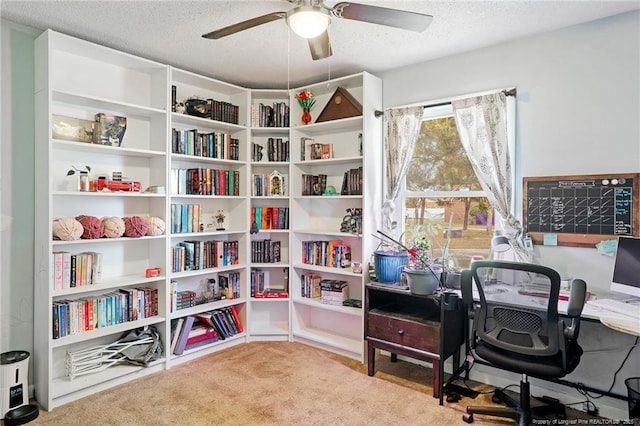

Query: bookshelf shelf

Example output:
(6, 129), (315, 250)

(51, 316), (165, 348)
(51, 360), (166, 400)
(169, 297), (246, 320)
(52, 90), (166, 117)
(291, 326), (363, 357)
(292, 297), (363, 316)
(52, 191), (166, 198)
(51, 235), (165, 246)
(52, 139), (166, 158)
(52, 274), (166, 297)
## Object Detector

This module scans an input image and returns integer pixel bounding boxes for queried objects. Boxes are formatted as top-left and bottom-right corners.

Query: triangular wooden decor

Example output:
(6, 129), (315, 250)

(315, 87), (362, 123)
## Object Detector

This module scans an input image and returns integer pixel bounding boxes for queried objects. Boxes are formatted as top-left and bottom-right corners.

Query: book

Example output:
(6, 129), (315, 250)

(173, 316), (195, 355)
(209, 311), (229, 338)
(229, 305), (244, 333)
(222, 307), (240, 334)
(170, 317), (184, 354)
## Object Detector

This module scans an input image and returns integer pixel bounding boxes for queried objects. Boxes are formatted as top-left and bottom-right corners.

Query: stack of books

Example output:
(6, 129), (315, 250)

(320, 280), (348, 306)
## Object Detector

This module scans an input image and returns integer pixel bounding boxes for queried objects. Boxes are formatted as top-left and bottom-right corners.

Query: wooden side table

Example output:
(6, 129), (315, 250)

(365, 283), (466, 405)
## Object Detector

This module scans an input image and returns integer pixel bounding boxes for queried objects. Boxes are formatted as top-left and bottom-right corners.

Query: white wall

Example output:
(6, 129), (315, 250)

(1, 19), (38, 378)
(380, 10), (640, 419)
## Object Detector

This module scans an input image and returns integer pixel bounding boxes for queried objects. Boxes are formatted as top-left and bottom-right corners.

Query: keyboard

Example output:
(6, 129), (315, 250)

(587, 298), (640, 319)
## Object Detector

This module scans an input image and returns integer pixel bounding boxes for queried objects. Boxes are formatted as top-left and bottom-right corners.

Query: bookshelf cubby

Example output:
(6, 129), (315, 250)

(34, 29), (382, 409)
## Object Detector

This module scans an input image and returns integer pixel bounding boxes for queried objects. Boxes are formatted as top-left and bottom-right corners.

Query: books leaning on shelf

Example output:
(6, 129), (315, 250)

(251, 138), (289, 162)
(52, 286), (159, 339)
(171, 128), (240, 160)
(251, 239), (282, 263)
(52, 251), (102, 290)
(251, 102), (289, 128)
(340, 166), (363, 195)
(301, 240), (351, 268)
(170, 168), (240, 196)
(300, 138), (333, 161)
(301, 174), (327, 196)
(171, 240), (240, 273)
(250, 207), (289, 231)
(172, 307), (244, 355)
(301, 273), (322, 298)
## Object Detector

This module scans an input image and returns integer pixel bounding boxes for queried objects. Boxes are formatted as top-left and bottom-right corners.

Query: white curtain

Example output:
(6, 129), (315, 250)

(452, 91), (532, 262)
(382, 106), (424, 237)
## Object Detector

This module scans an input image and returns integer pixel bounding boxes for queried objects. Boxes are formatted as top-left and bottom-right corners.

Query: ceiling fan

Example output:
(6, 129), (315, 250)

(202, 1), (433, 60)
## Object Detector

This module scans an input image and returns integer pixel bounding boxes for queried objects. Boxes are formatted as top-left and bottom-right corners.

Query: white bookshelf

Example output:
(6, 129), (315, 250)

(289, 72), (383, 362)
(247, 88), (292, 341)
(166, 67), (249, 366)
(34, 29), (169, 410)
(34, 30), (382, 410)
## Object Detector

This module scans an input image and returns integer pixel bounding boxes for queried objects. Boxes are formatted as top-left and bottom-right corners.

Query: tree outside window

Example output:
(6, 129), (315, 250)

(401, 107), (494, 268)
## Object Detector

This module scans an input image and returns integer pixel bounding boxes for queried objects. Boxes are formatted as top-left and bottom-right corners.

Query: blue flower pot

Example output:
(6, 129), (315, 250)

(374, 250), (408, 283)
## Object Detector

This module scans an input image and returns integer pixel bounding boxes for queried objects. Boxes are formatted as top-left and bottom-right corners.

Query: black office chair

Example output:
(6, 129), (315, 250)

(460, 260), (586, 425)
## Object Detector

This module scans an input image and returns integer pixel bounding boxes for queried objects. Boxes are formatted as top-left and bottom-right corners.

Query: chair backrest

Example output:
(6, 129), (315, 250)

(462, 260), (564, 357)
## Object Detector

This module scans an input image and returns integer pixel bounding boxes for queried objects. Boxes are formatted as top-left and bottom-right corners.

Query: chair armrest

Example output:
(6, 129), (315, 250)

(567, 279), (587, 317)
(564, 278), (587, 340)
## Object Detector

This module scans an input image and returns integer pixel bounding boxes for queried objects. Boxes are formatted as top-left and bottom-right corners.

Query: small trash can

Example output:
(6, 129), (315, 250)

(625, 377), (640, 420)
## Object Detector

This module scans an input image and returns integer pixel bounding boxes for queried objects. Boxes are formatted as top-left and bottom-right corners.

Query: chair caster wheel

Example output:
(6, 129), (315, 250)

(463, 413), (474, 423)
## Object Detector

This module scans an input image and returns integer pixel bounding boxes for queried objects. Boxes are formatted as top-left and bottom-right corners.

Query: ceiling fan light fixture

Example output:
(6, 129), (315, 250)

(288, 6), (329, 39)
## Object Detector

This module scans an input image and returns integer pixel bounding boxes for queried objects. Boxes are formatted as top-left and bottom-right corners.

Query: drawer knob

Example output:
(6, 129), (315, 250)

(397, 328), (404, 335)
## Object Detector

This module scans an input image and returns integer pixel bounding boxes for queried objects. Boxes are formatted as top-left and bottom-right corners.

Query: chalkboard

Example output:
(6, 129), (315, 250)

(523, 173), (639, 247)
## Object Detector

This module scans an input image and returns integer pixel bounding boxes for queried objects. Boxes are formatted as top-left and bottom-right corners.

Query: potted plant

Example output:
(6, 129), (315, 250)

(400, 225), (443, 295)
(375, 224), (444, 294)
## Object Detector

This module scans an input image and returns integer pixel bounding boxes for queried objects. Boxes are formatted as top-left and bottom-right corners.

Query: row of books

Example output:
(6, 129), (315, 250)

(301, 173), (328, 196)
(251, 138), (290, 163)
(170, 168), (240, 196)
(171, 240), (239, 273)
(300, 137), (333, 161)
(251, 172), (287, 197)
(52, 287), (158, 339)
(250, 102), (289, 128)
(250, 268), (289, 298)
(170, 306), (244, 355)
(340, 167), (363, 195)
(52, 251), (102, 290)
(302, 240), (351, 269)
(251, 239), (282, 264)
(301, 273), (322, 298)
(170, 203), (203, 234)
(171, 128), (240, 160)
(250, 206), (289, 230)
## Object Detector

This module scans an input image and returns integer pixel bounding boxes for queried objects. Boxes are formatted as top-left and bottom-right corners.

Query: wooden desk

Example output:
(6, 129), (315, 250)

(365, 284), (466, 405)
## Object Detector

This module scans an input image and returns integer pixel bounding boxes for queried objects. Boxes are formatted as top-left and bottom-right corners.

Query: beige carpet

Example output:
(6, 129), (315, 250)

(30, 342), (509, 426)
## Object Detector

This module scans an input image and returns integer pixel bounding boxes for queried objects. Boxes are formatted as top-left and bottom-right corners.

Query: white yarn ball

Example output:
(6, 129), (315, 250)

(146, 216), (166, 236)
(52, 217), (83, 241)
(102, 216), (125, 238)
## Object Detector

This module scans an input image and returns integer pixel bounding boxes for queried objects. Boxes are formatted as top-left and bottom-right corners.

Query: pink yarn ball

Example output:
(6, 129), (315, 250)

(75, 215), (104, 239)
(123, 215), (148, 238)
(102, 216), (125, 238)
(146, 216), (166, 236)
(52, 217), (83, 241)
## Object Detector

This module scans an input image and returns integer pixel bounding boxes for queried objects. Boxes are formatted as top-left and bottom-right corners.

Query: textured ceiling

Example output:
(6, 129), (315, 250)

(1, 1), (639, 89)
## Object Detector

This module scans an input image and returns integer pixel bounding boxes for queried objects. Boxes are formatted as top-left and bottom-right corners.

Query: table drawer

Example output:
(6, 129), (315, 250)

(367, 311), (441, 353)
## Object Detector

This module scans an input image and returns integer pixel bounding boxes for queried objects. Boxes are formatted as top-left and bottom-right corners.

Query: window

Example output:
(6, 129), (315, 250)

(399, 104), (494, 268)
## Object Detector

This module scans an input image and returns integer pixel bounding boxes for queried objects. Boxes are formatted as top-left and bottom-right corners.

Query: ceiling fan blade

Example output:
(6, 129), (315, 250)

(331, 2), (433, 32)
(202, 12), (287, 39)
(308, 31), (332, 60)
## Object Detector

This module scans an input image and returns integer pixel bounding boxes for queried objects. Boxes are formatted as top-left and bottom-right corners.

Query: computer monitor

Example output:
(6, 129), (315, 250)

(610, 236), (640, 298)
